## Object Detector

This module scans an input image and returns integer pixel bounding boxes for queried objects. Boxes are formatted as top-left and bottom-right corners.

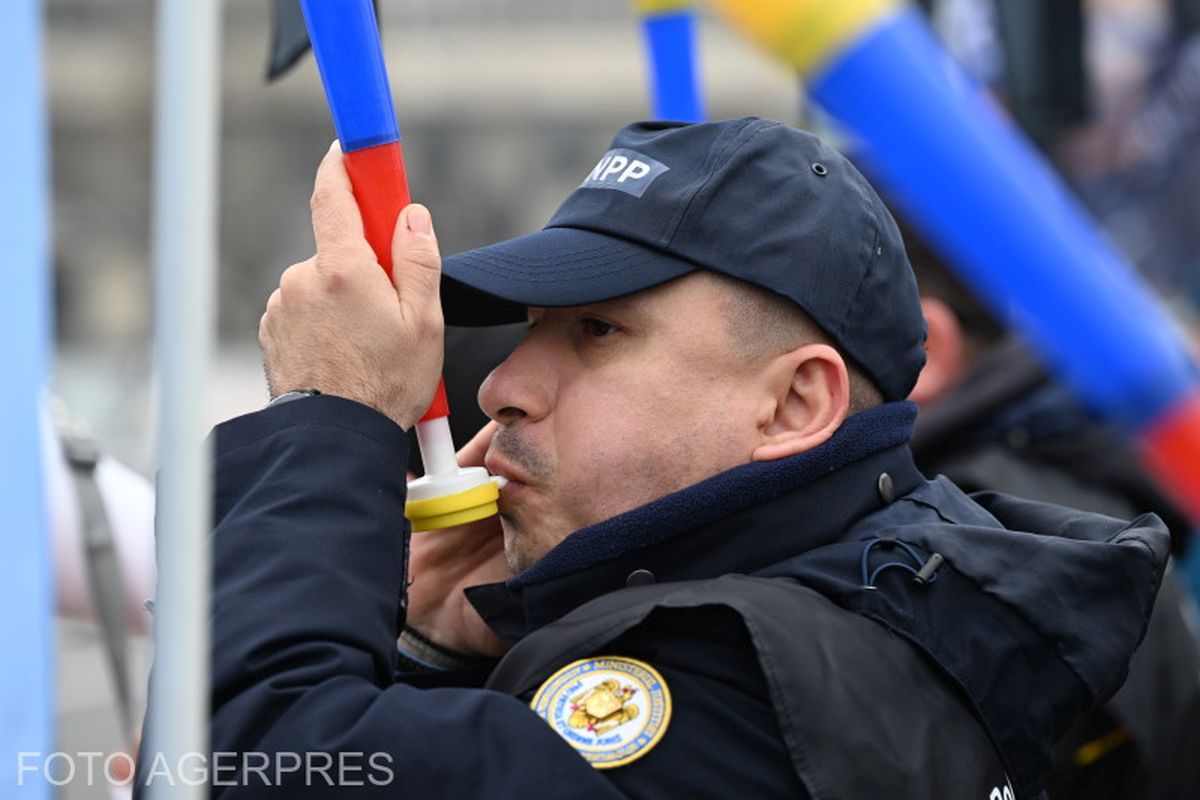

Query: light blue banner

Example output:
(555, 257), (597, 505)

(0, 0), (54, 797)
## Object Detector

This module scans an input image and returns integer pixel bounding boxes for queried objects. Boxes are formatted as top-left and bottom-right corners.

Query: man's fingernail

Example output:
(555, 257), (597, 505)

(406, 204), (433, 236)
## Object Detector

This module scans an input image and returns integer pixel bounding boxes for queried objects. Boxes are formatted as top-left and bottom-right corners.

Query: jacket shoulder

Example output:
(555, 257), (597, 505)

(719, 576), (1015, 798)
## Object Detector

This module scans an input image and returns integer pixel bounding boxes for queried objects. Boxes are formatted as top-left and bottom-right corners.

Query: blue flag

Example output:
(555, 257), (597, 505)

(0, 0), (55, 796)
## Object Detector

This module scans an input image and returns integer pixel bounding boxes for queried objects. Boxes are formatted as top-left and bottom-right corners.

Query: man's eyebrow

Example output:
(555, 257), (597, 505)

(526, 296), (650, 325)
(579, 295), (651, 320)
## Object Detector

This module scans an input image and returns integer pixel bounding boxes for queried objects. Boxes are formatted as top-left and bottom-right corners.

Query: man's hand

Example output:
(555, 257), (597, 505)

(259, 141), (444, 430)
(406, 422), (513, 657)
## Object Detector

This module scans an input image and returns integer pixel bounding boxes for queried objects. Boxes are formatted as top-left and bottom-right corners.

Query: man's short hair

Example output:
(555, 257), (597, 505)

(707, 273), (884, 415)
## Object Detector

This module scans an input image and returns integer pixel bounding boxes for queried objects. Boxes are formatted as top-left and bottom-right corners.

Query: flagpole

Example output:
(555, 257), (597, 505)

(1, 0), (53, 795)
(146, 0), (221, 795)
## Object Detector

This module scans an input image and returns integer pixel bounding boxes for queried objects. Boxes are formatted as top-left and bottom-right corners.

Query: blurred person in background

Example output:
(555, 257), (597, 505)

(904, 226), (1200, 800)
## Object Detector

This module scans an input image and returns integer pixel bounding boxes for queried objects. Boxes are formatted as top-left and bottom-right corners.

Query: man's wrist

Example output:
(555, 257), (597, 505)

(396, 627), (494, 673)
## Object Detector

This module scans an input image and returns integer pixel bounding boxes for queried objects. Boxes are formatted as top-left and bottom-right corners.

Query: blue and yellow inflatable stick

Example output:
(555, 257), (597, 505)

(710, 0), (1200, 522)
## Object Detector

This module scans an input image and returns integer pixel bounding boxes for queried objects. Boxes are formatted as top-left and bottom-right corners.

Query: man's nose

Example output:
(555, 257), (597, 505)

(478, 337), (553, 425)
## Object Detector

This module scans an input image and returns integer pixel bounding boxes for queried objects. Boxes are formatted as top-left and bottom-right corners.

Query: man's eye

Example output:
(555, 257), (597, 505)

(582, 318), (619, 338)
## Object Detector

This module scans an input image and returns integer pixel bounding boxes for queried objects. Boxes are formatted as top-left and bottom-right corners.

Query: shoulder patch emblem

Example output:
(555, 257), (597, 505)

(530, 656), (672, 769)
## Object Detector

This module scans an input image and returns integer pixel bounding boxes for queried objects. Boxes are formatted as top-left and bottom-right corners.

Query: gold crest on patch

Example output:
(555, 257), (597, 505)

(530, 656), (672, 769)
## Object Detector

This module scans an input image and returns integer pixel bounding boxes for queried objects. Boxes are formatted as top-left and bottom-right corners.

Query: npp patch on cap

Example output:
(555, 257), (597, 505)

(580, 148), (670, 197)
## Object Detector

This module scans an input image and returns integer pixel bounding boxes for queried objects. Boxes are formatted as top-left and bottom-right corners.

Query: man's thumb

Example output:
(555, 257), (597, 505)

(392, 203), (442, 309)
(457, 421), (498, 468)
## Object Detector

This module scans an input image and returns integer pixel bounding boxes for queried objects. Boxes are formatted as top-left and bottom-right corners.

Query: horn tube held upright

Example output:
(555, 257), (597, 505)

(298, 0), (503, 531)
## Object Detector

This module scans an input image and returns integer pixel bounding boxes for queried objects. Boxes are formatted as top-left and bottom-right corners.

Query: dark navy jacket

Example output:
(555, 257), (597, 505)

(911, 340), (1200, 799)
(136, 397), (1168, 798)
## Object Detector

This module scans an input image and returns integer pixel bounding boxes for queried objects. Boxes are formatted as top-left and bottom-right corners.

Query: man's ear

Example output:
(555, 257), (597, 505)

(908, 297), (965, 406)
(752, 343), (849, 462)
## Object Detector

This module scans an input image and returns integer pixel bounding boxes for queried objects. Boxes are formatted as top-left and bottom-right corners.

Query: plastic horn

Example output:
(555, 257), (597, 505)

(299, 0), (502, 531)
(635, 0), (706, 121)
(708, 0), (1200, 522)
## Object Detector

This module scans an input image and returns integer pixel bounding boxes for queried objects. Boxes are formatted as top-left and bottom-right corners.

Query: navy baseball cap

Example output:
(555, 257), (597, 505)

(441, 117), (927, 401)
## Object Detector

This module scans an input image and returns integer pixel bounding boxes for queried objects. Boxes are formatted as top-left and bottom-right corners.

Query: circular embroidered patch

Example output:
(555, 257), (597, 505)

(530, 656), (672, 769)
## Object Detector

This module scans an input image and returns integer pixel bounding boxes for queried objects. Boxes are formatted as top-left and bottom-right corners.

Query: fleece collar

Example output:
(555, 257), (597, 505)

(467, 401), (923, 640)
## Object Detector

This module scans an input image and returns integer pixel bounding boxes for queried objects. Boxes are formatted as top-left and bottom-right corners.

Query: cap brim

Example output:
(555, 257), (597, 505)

(440, 227), (698, 326)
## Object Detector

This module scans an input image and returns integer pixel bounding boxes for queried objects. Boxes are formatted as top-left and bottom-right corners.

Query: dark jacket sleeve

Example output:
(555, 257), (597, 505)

(169, 396), (619, 798)
(139, 396), (804, 798)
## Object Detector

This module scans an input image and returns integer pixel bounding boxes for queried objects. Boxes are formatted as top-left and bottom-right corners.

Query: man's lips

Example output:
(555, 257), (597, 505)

(497, 479), (527, 506)
(484, 453), (534, 496)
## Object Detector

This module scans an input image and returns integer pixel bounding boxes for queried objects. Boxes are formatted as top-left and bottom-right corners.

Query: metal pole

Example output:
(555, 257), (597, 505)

(146, 0), (220, 795)
(1, 0), (53, 796)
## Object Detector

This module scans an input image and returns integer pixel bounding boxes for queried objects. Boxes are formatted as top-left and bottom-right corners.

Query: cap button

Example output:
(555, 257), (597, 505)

(877, 472), (895, 504)
(626, 569), (656, 588)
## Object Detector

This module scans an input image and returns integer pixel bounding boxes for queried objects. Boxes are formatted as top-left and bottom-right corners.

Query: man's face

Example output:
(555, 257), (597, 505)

(479, 273), (772, 574)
